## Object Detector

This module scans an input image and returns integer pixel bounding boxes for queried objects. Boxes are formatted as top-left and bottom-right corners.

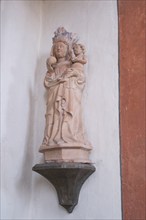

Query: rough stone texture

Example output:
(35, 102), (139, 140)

(32, 163), (96, 213)
(119, 1), (146, 219)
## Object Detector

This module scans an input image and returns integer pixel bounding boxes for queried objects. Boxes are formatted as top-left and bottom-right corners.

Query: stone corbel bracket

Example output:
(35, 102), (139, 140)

(32, 162), (96, 213)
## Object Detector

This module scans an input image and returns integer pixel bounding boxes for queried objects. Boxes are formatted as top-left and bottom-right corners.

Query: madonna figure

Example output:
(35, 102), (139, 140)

(39, 27), (92, 163)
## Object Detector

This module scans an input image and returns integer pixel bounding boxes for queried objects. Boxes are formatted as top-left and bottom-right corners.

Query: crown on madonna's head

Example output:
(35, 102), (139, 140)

(52, 27), (79, 46)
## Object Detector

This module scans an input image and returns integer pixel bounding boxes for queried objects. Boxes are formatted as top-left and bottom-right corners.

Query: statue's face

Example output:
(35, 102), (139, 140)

(54, 42), (68, 59)
(73, 44), (82, 55)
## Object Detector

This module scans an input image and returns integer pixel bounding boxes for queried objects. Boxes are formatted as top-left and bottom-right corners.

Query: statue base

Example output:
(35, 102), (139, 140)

(39, 144), (92, 163)
(32, 162), (96, 213)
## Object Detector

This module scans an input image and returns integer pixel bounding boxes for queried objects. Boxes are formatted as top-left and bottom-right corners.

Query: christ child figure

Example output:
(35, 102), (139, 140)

(71, 43), (87, 68)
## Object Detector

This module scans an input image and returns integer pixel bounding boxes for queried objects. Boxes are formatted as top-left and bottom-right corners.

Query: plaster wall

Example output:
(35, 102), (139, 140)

(1, 1), (42, 219)
(1, 1), (121, 219)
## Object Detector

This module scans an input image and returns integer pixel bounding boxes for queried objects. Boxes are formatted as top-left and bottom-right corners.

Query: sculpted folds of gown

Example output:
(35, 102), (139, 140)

(39, 27), (92, 163)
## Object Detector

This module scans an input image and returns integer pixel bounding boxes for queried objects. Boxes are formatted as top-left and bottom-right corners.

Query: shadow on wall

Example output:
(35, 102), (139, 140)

(16, 87), (36, 190)
(4, 67), (40, 215)
(15, 54), (48, 207)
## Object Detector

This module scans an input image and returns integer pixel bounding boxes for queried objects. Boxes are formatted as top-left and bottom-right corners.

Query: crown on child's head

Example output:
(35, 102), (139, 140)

(52, 27), (79, 46)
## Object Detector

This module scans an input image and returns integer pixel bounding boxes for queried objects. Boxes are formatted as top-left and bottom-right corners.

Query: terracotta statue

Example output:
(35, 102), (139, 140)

(39, 27), (92, 163)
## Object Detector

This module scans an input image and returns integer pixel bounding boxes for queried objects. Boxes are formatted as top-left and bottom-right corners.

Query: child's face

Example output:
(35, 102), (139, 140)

(73, 44), (82, 55)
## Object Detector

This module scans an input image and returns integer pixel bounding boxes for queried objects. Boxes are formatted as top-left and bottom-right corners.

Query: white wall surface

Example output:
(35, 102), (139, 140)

(1, 1), (42, 219)
(1, 0), (121, 219)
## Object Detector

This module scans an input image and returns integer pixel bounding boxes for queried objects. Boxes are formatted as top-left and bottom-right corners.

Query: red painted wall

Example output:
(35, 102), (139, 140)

(118, 1), (146, 219)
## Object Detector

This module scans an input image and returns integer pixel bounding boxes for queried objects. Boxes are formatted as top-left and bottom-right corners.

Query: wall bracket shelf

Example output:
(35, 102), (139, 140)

(32, 162), (95, 213)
